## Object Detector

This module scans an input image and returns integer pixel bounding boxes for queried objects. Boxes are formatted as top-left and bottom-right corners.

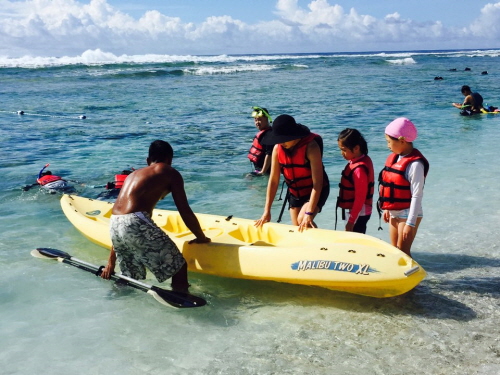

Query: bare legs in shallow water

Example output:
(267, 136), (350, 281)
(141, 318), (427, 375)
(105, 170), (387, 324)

(387, 216), (422, 257)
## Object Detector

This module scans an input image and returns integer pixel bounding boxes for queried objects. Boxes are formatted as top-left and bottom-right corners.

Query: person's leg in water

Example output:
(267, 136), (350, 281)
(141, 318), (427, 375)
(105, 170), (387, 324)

(388, 216), (422, 257)
(171, 262), (190, 293)
(289, 194), (318, 228)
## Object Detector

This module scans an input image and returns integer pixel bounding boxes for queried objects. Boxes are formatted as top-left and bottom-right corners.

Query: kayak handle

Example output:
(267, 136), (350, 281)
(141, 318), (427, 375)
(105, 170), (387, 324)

(404, 266), (420, 277)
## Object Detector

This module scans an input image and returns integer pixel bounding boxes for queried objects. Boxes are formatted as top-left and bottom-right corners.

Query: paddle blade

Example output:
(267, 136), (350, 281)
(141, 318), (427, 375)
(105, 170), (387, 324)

(31, 249), (51, 259)
(149, 286), (207, 308)
(35, 247), (72, 259)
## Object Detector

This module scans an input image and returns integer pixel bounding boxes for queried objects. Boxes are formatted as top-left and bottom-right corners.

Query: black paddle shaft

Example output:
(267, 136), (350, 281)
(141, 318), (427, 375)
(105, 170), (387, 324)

(60, 257), (150, 294)
(35, 247), (207, 308)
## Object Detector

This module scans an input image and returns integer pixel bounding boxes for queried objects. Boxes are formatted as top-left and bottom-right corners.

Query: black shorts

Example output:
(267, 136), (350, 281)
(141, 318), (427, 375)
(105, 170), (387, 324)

(353, 214), (371, 234)
(288, 184), (330, 212)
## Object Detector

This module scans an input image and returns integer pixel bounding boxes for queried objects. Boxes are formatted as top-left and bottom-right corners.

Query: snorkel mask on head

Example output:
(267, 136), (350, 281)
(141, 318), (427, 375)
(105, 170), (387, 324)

(251, 106), (273, 123)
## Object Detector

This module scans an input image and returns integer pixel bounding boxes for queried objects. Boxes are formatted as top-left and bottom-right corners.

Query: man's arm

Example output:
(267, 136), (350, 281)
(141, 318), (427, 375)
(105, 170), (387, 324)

(170, 170), (210, 243)
(258, 153), (272, 175)
(453, 95), (473, 109)
(100, 247), (116, 279)
(462, 95), (473, 108)
(22, 183), (39, 191)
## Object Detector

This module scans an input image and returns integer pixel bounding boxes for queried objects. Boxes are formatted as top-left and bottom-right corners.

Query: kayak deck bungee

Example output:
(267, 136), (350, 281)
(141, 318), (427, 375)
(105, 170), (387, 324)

(60, 194), (426, 298)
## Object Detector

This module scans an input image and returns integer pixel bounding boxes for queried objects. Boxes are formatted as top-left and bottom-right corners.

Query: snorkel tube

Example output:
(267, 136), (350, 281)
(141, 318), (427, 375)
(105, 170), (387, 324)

(38, 163), (50, 179)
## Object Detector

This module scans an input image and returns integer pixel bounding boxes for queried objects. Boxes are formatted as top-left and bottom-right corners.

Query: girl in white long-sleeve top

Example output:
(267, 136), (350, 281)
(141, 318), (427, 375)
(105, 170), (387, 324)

(378, 118), (429, 257)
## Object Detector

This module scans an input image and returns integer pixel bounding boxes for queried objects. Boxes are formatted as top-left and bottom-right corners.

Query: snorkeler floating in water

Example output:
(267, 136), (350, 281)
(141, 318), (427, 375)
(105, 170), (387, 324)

(96, 169), (134, 201)
(22, 164), (75, 194)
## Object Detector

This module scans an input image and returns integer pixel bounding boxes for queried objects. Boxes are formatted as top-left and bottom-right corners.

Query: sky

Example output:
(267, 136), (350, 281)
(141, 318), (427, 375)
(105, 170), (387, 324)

(1, 0), (500, 58)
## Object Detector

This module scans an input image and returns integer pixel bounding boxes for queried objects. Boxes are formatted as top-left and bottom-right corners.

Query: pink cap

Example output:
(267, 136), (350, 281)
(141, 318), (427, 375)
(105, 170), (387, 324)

(385, 117), (417, 142)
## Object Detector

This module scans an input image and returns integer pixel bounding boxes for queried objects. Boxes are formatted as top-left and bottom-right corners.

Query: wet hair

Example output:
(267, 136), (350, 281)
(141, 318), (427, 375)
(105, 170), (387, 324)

(461, 85), (471, 94)
(148, 140), (173, 163)
(337, 128), (368, 155)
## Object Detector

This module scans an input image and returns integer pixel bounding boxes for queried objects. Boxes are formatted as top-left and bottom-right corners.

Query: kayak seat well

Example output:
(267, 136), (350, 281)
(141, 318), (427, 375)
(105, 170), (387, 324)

(227, 225), (281, 245)
(156, 214), (225, 239)
(156, 214), (190, 234)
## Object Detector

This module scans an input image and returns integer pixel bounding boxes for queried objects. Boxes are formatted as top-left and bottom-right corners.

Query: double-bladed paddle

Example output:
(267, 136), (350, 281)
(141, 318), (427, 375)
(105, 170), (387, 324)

(31, 247), (207, 309)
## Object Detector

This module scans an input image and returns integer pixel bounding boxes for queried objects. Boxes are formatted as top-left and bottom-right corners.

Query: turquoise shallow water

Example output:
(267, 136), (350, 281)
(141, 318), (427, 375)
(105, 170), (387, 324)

(1, 49), (499, 374)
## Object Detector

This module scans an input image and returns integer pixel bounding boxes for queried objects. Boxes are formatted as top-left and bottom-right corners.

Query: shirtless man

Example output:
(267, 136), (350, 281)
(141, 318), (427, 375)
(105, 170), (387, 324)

(452, 85), (484, 114)
(100, 140), (210, 292)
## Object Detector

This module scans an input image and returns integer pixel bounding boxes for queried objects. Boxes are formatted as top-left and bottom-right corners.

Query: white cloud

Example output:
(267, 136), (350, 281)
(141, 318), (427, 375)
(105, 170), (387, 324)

(0, 0), (499, 58)
(469, 2), (500, 37)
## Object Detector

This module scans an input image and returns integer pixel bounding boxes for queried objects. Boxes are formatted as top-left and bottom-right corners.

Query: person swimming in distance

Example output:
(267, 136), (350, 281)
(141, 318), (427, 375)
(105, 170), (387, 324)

(452, 85), (485, 115)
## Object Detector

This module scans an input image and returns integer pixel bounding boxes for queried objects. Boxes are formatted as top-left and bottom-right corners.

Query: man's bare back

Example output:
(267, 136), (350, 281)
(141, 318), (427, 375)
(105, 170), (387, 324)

(113, 162), (178, 217)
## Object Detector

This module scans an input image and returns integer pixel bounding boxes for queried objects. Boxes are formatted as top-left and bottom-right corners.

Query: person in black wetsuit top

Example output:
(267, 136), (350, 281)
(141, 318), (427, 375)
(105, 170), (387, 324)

(452, 85), (484, 115)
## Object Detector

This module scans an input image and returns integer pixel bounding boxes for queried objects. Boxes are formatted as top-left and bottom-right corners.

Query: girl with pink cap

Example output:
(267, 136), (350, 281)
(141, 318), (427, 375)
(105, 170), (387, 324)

(378, 118), (429, 257)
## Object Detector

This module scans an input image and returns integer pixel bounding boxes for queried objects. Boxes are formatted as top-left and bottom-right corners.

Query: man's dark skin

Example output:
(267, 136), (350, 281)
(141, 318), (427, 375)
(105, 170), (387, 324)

(101, 149), (210, 291)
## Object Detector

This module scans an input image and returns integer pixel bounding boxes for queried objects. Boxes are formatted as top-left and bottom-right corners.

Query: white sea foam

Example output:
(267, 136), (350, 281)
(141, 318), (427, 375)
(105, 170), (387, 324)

(386, 57), (417, 65)
(0, 49), (322, 68)
(183, 64), (278, 75)
(1, 48), (499, 68)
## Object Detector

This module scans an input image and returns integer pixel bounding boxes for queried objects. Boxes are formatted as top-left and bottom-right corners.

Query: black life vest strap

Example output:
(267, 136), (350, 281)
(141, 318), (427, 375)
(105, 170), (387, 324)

(277, 181), (290, 223)
(334, 197), (347, 230)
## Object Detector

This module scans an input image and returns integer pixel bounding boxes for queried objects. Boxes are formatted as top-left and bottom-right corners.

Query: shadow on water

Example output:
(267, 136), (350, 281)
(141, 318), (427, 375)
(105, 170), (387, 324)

(188, 273), (478, 326)
(432, 276), (500, 297)
(416, 251), (500, 273)
(43, 241), (482, 327)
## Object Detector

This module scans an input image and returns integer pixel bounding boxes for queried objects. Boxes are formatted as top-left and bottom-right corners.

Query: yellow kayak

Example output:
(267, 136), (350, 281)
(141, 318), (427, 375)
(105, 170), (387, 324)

(60, 194), (426, 298)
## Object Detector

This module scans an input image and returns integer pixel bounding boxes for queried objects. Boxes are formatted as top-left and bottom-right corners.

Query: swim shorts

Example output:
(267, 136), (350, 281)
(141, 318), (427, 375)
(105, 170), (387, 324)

(288, 184), (330, 212)
(388, 208), (423, 220)
(42, 180), (69, 191)
(110, 212), (186, 283)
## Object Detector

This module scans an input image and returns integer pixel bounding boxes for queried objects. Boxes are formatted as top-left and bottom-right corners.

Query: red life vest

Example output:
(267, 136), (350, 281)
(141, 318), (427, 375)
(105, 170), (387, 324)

(114, 174), (128, 189)
(378, 149), (429, 210)
(247, 128), (271, 165)
(277, 133), (323, 198)
(337, 155), (374, 209)
(37, 175), (62, 186)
